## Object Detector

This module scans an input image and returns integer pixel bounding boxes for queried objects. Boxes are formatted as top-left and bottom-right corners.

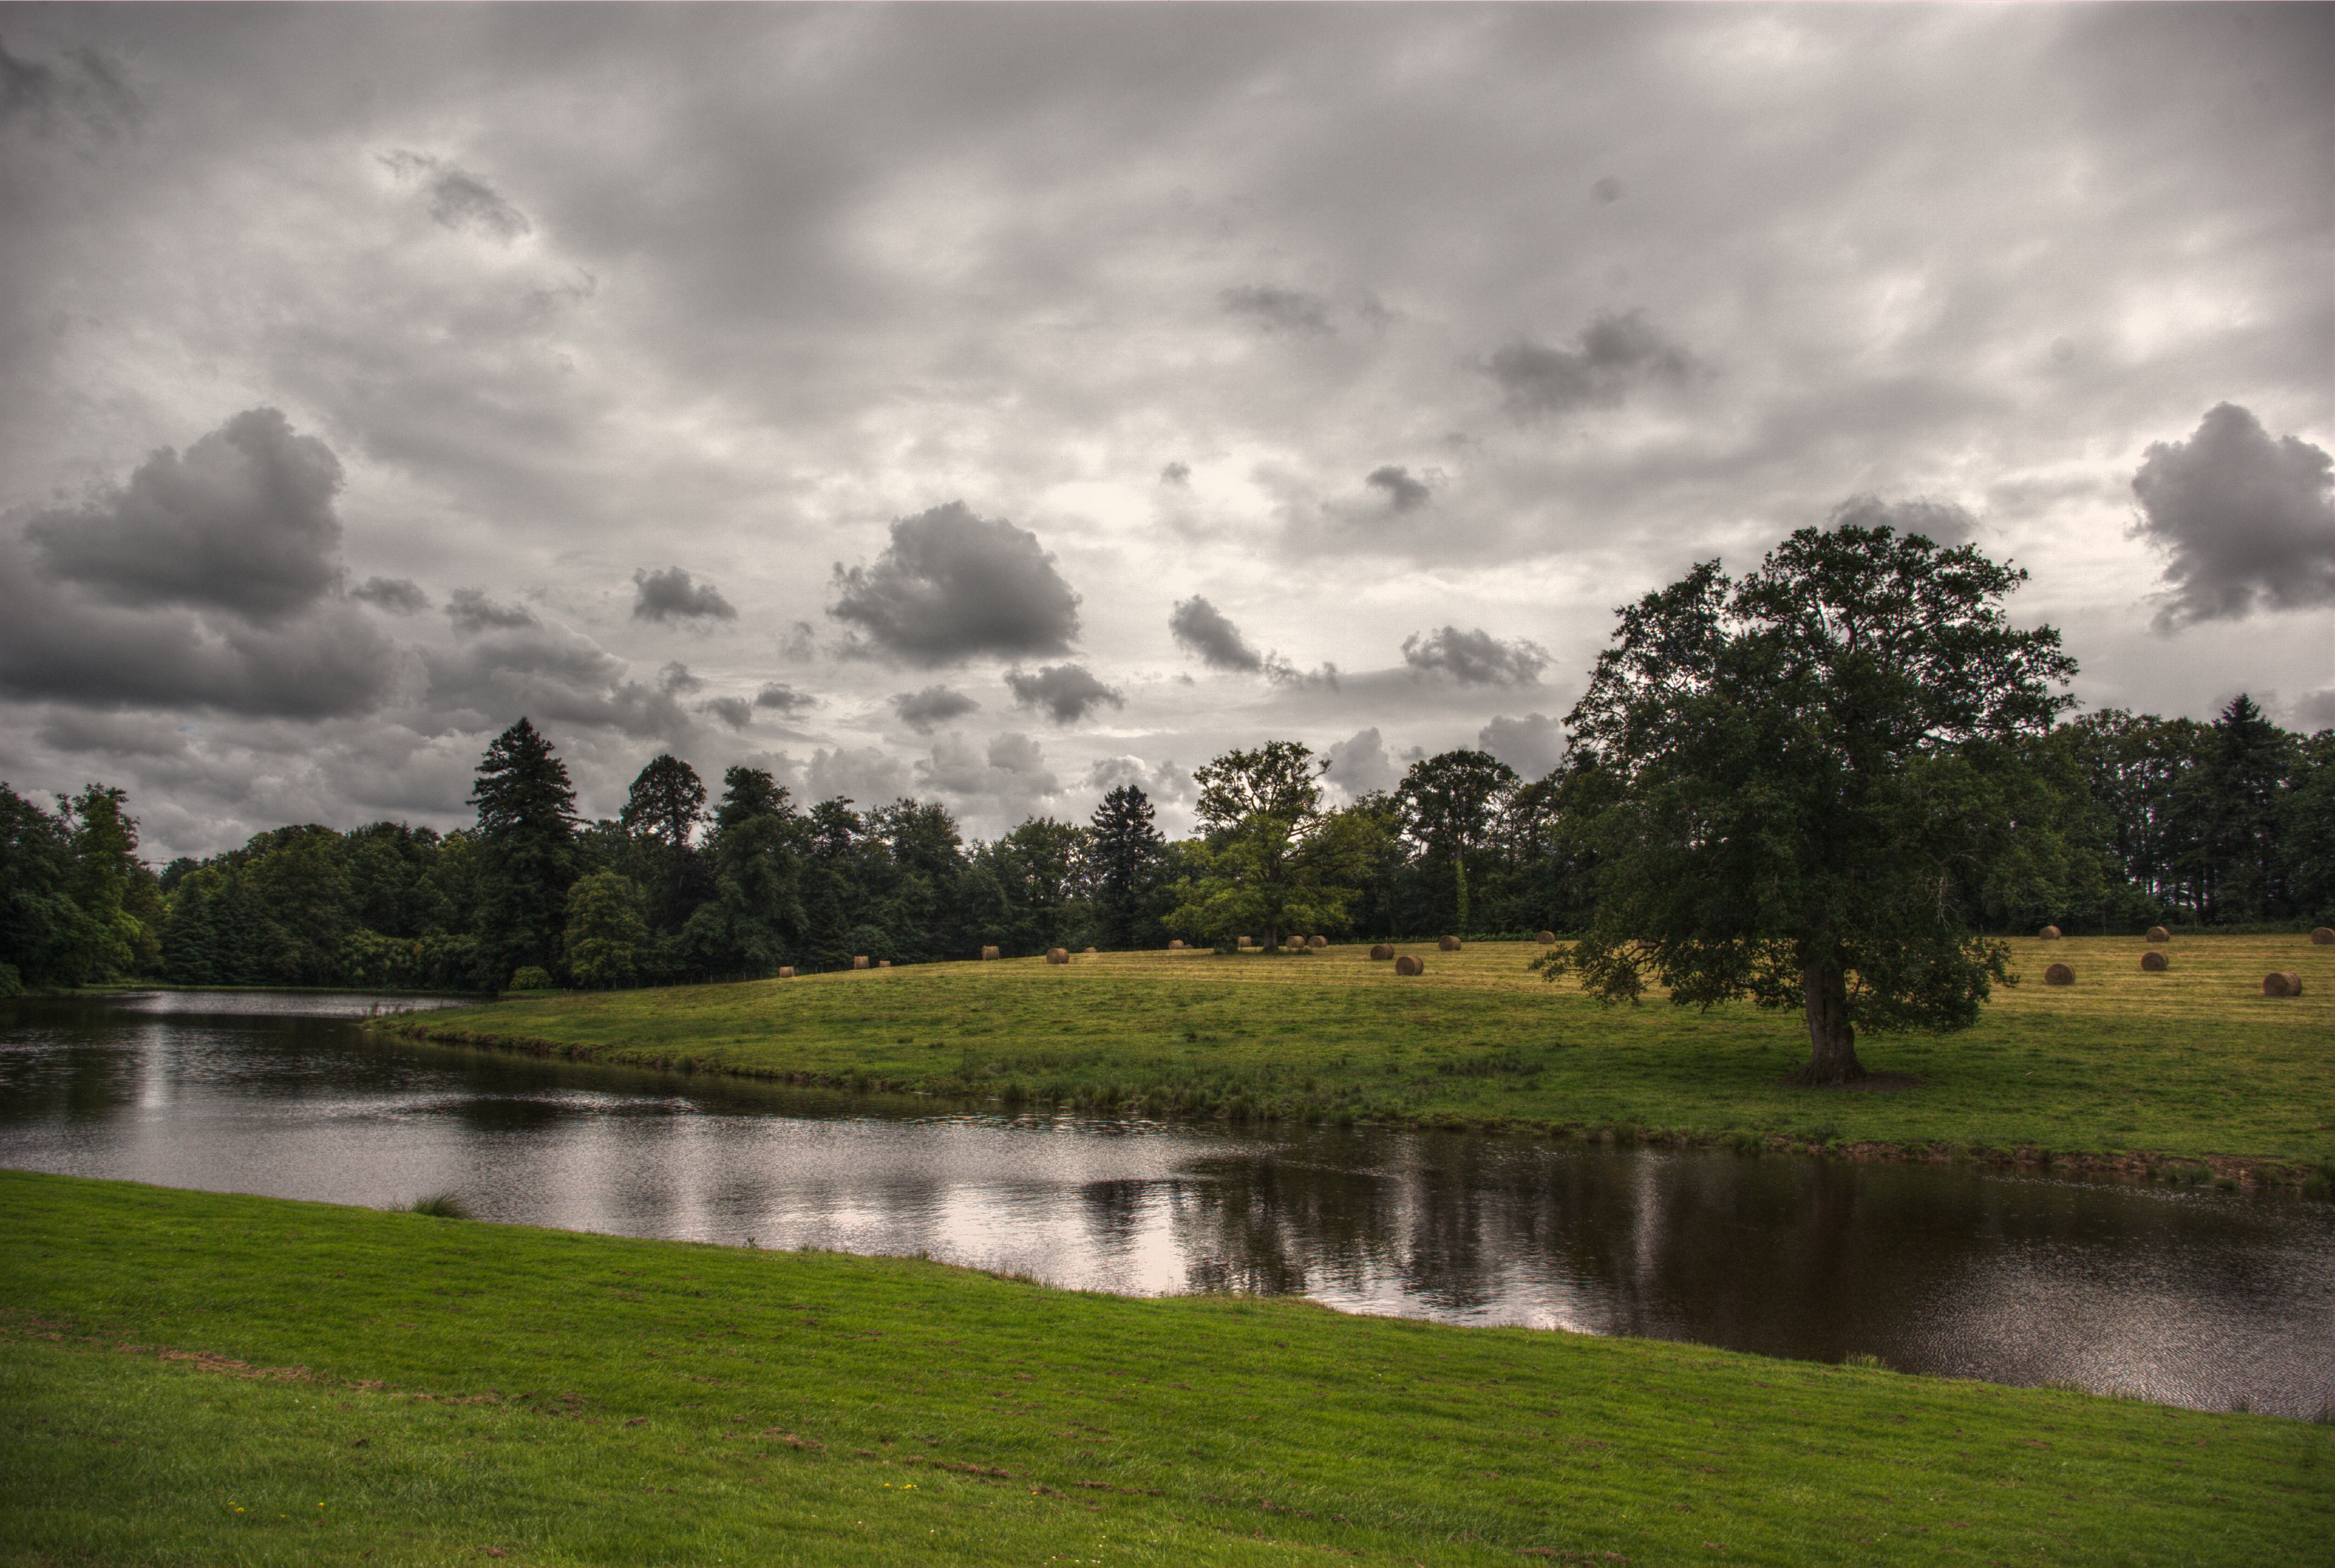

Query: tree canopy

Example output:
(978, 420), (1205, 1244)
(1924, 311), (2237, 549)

(1547, 522), (2080, 1084)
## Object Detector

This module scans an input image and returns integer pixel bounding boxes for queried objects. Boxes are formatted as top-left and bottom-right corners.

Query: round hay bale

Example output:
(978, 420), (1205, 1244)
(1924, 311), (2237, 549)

(1393, 954), (1424, 977)
(2263, 971), (2303, 998)
(2043, 962), (2075, 986)
(1535, 930), (1557, 946)
(2140, 951), (2169, 972)
(777, 966), (794, 979)
(2144, 926), (2170, 944)
(1438, 935), (1462, 952)
(2038, 926), (2061, 941)
(1168, 939), (1186, 950)
(852, 955), (870, 970)
(877, 959), (891, 968)
(1046, 947), (1070, 965)
(1084, 946), (1098, 953)
(1237, 936), (1253, 949)
(2311, 927), (2335, 946)
(981, 945), (1000, 961)
(1369, 943), (1395, 961)
(1285, 935), (1304, 950)
(1309, 934), (1327, 948)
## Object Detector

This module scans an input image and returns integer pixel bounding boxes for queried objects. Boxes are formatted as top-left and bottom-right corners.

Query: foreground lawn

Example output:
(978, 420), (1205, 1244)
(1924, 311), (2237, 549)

(2, 1171), (2326, 1567)
(405, 934), (2335, 1171)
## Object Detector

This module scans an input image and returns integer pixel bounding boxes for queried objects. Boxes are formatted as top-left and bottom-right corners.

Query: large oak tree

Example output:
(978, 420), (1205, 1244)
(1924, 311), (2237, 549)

(1546, 523), (2078, 1084)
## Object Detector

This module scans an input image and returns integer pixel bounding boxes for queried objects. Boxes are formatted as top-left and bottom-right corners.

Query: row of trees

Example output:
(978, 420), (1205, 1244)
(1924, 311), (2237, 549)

(4, 689), (2325, 999)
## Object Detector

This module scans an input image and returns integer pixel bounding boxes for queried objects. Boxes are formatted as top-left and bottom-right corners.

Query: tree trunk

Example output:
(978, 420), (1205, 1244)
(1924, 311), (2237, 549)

(1795, 958), (1867, 1085)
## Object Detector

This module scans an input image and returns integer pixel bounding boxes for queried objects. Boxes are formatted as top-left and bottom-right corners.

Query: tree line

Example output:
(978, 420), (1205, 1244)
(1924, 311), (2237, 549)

(0, 692), (2324, 997)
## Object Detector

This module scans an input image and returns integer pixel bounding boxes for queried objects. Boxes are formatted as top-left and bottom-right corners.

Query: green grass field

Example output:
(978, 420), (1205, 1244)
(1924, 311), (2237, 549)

(3, 1170), (2326, 1567)
(402, 935), (2335, 1175)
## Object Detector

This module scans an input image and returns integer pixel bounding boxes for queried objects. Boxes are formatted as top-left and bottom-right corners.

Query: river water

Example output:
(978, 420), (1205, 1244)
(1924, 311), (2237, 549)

(3, 989), (2328, 1418)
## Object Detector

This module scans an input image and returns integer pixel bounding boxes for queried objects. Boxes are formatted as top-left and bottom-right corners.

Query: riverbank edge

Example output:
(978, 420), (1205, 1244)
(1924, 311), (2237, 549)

(384, 1018), (2333, 1196)
(4, 1169), (2328, 1568)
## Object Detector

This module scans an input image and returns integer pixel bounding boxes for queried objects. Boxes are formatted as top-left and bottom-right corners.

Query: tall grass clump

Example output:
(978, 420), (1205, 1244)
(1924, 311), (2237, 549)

(405, 1190), (474, 1219)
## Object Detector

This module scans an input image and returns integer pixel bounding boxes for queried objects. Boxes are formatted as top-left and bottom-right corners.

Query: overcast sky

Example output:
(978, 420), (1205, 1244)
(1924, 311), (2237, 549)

(3, 3), (2329, 861)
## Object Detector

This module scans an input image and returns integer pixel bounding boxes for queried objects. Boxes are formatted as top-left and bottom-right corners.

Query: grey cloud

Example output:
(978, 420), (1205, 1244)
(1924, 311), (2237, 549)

(23, 407), (345, 626)
(1082, 754), (1191, 803)
(2131, 403), (2335, 630)
(1402, 626), (1548, 686)
(755, 682), (817, 714)
(1006, 663), (1125, 727)
(420, 623), (691, 743)
(1591, 175), (1624, 204)
(1478, 712), (1565, 779)
(34, 708), (192, 760)
(829, 502), (1081, 667)
(1364, 465), (1431, 512)
(351, 576), (430, 614)
(1263, 652), (1339, 690)
(918, 731), (1061, 822)
(1485, 309), (1692, 418)
(0, 35), (140, 141)
(657, 660), (703, 695)
(0, 545), (395, 719)
(1827, 493), (1980, 546)
(1168, 595), (1263, 673)
(1160, 461), (1191, 486)
(446, 588), (540, 635)
(381, 150), (531, 242)
(1323, 727), (1396, 796)
(892, 684), (980, 734)
(806, 744), (911, 806)
(632, 565), (737, 624)
(699, 695), (752, 730)
(1220, 284), (1332, 337)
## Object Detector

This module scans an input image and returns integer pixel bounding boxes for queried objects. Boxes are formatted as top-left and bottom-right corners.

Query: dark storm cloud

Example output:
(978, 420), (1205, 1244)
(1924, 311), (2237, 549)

(380, 150), (531, 243)
(1478, 713), (1565, 780)
(891, 684), (980, 734)
(699, 695), (751, 730)
(446, 588), (540, 635)
(0, 546), (394, 718)
(1220, 284), (1333, 337)
(1006, 664), (1124, 726)
(828, 502), (1081, 667)
(1826, 494), (1980, 547)
(1168, 595), (1263, 673)
(1402, 626), (1548, 686)
(1484, 309), (1693, 419)
(1323, 727), (1396, 796)
(754, 682), (817, 715)
(2131, 404), (2335, 630)
(351, 576), (429, 615)
(1364, 465), (1431, 513)
(0, 34), (140, 141)
(23, 408), (344, 626)
(657, 660), (703, 695)
(420, 625), (691, 744)
(632, 565), (737, 624)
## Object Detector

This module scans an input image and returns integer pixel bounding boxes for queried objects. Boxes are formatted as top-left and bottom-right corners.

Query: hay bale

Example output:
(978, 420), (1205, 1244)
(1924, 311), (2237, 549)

(777, 966), (794, 979)
(2144, 926), (2170, 944)
(2263, 971), (2304, 998)
(877, 959), (891, 968)
(2140, 951), (2169, 972)
(1309, 934), (1327, 948)
(1438, 935), (1462, 952)
(1394, 954), (1424, 977)
(1084, 946), (1098, 953)
(1285, 935), (1305, 951)
(2311, 927), (2335, 946)
(2043, 962), (2075, 986)
(1168, 939), (1186, 950)
(852, 955), (870, 970)
(1369, 943), (1395, 961)
(2038, 926), (2061, 941)
(981, 945), (1000, 961)
(1046, 947), (1070, 965)
(1237, 936), (1253, 949)
(1535, 930), (1557, 946)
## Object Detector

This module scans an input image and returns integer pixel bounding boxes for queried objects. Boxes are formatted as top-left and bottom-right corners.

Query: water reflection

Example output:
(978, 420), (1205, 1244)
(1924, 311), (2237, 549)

(2, 990), (2327, 1418)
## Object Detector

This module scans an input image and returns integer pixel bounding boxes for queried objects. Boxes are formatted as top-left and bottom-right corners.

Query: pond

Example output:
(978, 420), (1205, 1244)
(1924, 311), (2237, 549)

(3, 989), (2328, 1418)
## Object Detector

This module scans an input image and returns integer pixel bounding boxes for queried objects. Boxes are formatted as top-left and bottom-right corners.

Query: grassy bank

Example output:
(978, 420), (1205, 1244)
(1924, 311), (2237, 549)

(2, 1171), (2325, 1566)
(400, 935), (2335, 1176)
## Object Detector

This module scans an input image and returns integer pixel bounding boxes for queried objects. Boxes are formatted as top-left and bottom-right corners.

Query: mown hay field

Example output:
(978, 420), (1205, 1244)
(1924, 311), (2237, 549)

(407, 934), (2335, 1171)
